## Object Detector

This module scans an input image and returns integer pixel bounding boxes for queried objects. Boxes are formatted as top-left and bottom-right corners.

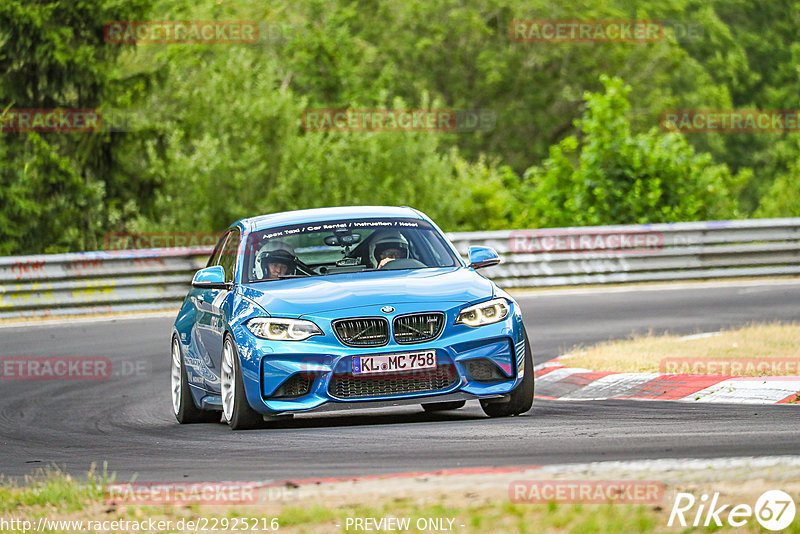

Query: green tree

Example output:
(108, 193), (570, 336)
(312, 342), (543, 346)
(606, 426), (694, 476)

(278, 0), (733, 174)
(0, 0), (153, 253)
(5, 0), (799, 255)
(128, 35), (516, 234)
(673, 0), (800, 213)
(755, 138), (800, 218)
(518, 76), (746, 228)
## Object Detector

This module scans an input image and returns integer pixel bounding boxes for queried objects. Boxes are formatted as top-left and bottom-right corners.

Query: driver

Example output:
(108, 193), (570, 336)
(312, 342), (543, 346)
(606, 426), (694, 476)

(370, 231), (409, 269)
(256, 241), (297, 280)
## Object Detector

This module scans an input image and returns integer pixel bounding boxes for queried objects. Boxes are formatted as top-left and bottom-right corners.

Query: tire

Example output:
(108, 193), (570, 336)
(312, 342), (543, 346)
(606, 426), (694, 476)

(480, 331), (534, 417)
(422, 400), (466, 412)
(171, 337), (219, 424)
(221, 335), (264, 430)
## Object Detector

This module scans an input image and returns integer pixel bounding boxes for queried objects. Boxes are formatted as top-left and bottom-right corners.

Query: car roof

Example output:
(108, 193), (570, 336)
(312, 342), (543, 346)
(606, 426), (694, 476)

(237, 206), (426, 232)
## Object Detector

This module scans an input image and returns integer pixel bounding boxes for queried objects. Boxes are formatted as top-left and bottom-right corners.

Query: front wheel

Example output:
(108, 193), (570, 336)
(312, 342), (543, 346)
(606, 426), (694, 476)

(221, 336), (265, 430)
(171, 337), (219, 424)
(480, 332), (534, 417)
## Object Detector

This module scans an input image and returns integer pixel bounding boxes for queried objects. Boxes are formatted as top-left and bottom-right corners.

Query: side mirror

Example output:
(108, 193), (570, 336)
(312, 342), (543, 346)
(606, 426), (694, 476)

(468, 246), (501, 269)
(192, 265), (230, 289)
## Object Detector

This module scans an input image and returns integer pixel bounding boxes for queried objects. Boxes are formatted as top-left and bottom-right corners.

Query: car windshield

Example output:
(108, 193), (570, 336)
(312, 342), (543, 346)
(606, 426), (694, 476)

(242, 218), (460, 283)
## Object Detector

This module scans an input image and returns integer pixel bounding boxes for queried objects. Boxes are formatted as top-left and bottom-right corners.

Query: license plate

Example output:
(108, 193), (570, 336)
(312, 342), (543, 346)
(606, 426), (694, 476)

(353, 350), (436, 374)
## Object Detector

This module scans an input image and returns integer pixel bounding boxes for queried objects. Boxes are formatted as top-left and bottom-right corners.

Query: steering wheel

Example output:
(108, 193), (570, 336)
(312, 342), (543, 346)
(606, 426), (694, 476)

(379, 258), (427, 270)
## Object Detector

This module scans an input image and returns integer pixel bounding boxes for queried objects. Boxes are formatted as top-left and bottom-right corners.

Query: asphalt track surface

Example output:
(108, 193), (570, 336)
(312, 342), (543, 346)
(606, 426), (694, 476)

(1, 280), (799, 481)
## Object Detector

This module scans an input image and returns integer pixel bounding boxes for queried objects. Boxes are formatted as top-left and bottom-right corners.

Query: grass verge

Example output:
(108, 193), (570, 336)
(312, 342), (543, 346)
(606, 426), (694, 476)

(3, 465), (800, 533)
(561, 322), (800, 375)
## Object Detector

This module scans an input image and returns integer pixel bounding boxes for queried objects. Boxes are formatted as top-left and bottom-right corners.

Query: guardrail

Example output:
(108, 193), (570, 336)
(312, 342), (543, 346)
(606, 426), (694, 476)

(0, 248), (212, 319)
(1, 218), (798, 319)
(451, 218), (800, 288)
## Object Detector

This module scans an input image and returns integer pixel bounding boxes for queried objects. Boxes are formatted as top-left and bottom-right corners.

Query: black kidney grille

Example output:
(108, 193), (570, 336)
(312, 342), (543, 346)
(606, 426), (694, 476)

(333, 318), (389, 346)
(393, 313), (445, 344)
(329, 364), (458, 399)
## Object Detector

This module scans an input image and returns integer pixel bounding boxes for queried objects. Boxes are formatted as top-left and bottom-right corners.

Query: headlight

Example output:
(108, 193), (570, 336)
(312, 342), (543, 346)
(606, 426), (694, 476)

(247, 318), (322, 341)
(455, 298), (510, 327)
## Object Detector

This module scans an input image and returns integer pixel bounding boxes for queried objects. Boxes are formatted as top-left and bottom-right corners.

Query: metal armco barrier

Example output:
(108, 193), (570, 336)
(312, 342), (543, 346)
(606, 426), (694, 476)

(1, 218), (798, 319)
(451, 218), (800, 287)
(0, 248), (212, 319)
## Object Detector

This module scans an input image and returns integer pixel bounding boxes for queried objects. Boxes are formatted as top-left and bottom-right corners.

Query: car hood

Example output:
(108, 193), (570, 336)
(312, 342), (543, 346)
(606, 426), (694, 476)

(238, 267), (494, 317)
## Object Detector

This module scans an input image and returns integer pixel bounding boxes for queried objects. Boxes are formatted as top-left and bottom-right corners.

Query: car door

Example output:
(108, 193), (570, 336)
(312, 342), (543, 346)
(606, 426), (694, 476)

(202, 228), (240, 389)
(189, 232), (231, 388)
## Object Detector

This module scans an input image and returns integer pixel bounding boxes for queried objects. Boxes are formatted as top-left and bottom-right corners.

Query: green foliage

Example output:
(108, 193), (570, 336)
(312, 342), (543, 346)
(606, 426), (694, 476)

(755, 139), (800, 218)
(674, 0), (800, 212)
(0, 466), (108, 514)
(127, 41), (514, 233)
(0, 0), (154, 253)
(279, 0), (734, 175)
(1, 0), (799, 255)
(518, 76), (745, 227)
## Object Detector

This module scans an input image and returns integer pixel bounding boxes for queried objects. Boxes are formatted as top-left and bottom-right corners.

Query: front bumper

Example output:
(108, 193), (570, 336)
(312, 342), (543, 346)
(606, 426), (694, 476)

(232, 305), (526, 416)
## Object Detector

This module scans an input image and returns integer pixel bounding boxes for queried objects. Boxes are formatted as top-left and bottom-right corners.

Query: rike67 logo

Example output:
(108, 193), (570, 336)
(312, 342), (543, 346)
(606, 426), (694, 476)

(669, 490), (796, 531)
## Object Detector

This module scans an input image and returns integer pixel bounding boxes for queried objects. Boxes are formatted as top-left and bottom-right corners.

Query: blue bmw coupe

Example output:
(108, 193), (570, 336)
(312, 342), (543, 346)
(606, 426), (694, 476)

(171, 206), (533, 429)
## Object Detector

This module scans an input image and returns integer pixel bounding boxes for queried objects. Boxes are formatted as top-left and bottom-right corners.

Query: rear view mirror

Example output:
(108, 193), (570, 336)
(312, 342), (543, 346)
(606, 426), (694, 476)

(324, 232), (361, 247)
(340, 233), (360, 245)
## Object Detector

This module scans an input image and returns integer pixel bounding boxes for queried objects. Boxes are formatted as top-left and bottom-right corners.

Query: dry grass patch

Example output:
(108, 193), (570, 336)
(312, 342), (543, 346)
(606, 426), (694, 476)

(561, 322), (800, 375)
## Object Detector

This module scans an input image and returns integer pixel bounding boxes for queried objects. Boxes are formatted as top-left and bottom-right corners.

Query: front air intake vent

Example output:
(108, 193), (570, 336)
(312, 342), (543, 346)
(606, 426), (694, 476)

(271, 373), (314, 398)
(333, 317), (389, 347)
(465, 359), (508, 383)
